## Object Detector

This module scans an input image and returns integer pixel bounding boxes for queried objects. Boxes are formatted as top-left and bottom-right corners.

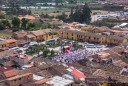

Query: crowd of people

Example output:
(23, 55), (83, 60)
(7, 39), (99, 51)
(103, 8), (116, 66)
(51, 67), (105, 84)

(52, 46), (102, 63)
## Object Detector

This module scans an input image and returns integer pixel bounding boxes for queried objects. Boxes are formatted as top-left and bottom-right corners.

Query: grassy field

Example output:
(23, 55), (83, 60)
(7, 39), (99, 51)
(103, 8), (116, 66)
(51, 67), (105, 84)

(31, 7), (108, 17)
(31, 7), (71, 15)
(0, 30), (12, 37)
(89, 4), (104, 9)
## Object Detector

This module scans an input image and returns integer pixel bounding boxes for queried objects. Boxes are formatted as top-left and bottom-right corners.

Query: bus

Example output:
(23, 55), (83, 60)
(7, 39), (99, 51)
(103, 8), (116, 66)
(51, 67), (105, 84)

(45, 39), (55, 44)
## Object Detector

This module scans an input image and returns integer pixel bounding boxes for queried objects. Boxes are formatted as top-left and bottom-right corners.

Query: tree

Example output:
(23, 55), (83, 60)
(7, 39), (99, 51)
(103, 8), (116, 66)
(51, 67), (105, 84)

(73, 8), (82, 23)
(1, 20), (11, 28)
(0, 21), (4, 30)
(21, 18), (29, 29)
(81, 3), (92, 24)
(42, 49), (50, 57)
(55, 0), (59, 6)
(12, 17), (20, 28)
(71, 3), (92, 24)
(56, 12), (68, 22)
(69, 8), (74, 22)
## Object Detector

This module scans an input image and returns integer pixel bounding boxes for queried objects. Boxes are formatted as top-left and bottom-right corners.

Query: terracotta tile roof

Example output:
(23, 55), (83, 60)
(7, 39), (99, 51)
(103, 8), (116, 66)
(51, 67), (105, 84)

(4, 69), (18, 78)
(42, 29), (53, 33)
(36, 70), (52, 77)
(97, 26), (110, 32)
(26, 34), (35, 38)
(6, 39), (17, 43)
(6, 73), (32, 81)
(93, 69), (128, 83)
(81, 25), (93, 30)
(21, 73), (32, 77)
(0, 66), (18, 78)
(34, 78), (51, 85)
(31, 30), (45, 36)
(13, 30), (27, 38)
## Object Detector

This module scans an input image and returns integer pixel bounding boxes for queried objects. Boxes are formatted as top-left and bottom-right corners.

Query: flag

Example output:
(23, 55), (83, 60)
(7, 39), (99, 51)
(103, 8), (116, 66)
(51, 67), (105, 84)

(61, 31), (63, 34)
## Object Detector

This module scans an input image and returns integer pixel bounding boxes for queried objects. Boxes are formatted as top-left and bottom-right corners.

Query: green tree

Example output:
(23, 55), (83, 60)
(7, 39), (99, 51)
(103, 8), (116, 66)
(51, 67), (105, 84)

(56, 12), (68, 22)
(0, 14), (5, 19)
(0, 21), (4, 30)
(12, 17), (20, 28)
(21, 18), (29, 29)
(1, 20), (11, 28)
(69, 8), (74, 22)
(55, 0), (59, 6)
(81, 3), (92, 24)
(73, 8), (82, 22)
(42, 49), (50, 57)
(51, 50), (55, 56)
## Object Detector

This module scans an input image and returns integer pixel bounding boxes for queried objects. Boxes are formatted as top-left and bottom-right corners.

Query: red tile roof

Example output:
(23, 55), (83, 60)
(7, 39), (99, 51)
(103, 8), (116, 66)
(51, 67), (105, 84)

(34, 78), (51, 85)
(0, 66), (18, 78)
(6, 39), (17, 43)
(4, 69), (18, 78)
(21, 73), (32, 77)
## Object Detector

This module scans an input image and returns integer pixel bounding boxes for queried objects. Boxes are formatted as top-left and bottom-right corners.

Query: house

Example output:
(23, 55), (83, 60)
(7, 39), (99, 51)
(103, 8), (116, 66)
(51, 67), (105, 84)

(9, 53), (33, 66)
(42, 29), (59, 40)
(6, 73), (33, 86)
(46, 76), (75, 86)
(6, 39), (18, 48)
(29, 30), (46, 42)
(12, 30), (28, 40)
(0, 66), (18, 79)
(0, 39), (17, 49)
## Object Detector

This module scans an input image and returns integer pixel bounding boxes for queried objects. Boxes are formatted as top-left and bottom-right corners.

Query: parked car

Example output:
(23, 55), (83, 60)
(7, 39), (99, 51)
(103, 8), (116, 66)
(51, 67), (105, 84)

(29, 42), (38, 46)
(85, 44), (96, 48)
(10, 47), (20, 50)
(84, 42), (88, 44)
(23, 44), (29, 48)
(96, 44), (102, 48)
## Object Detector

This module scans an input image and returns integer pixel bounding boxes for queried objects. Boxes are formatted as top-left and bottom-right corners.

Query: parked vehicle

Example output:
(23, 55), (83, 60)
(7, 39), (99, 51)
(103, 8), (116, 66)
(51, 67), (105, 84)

(23, 44), (29, 48)
(10, 47), (20, 50)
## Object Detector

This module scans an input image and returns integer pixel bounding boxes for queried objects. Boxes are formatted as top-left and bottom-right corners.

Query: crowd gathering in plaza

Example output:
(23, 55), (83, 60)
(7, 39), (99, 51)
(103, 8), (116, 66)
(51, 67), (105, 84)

(52, 46), (103, 63)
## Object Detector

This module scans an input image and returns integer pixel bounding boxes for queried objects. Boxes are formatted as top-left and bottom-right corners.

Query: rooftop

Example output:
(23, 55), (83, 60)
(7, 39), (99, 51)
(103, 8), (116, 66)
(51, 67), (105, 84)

(46, 76), (74, 86)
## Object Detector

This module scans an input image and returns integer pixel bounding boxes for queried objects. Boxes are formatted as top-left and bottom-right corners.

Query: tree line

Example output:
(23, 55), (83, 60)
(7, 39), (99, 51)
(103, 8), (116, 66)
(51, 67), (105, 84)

(56, 3), (92, 24)
(0, 15), (61, 32)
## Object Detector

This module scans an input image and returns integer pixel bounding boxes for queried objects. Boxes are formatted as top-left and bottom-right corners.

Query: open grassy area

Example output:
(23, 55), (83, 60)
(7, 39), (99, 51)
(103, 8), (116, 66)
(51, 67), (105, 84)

(89, 4), (104, 9)
(0, 30), (12, 37)
(31, 7), (70, 15)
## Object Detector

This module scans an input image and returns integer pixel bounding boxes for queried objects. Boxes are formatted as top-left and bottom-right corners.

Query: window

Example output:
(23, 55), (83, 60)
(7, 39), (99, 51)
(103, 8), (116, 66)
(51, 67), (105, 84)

(27, 76), (30, 79)
(19, 78), (21, 80)
(72, 34), (73, 36)
(14, 79), (17, 82)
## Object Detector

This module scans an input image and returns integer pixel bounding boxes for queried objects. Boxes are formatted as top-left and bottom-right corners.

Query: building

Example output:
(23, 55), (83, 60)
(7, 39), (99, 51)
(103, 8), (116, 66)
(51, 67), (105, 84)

(0, 39), (17, 49)
(12, 30), (28, 40)
(6, 73), (33, 86)
(9, 53), (33, 66)
(59, 29), (128, 45)
(0, 66), (18, 79)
